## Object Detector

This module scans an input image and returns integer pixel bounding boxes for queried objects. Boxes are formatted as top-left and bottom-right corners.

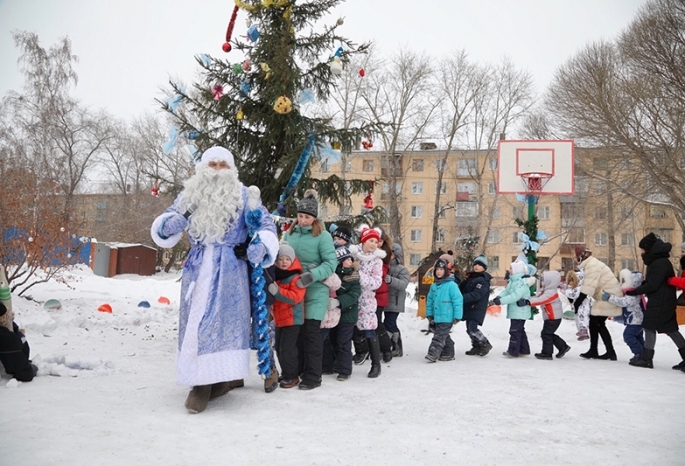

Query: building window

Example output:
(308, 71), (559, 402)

(512, 232), (523, 244)
(362, 160), (374, 172)
(412, 182), (423, 194)
(436, 229), (446, 243)
(435, 182), (447, 194)
(409, 253), (422, 266)
(411, 206), (423, 218)
(487, 230), (500, 244)
(537, 206), (550, 220)
(96, 201), (108, 222)
(575, 176), (588, 193)
(488, 158), (498, 170)
(458, 182), (476, 194)
(653, 229), (672, 243)
(488, 182), (496, 195)
(490, 206), (500, 219)
(593, 181), (606, 194)
(595, 232), (608, 246)
(649, 206), (667, 218)
(567, 227), (585, 244)
(438, 207), (447, 218)
(410, 230), (422, 242)
(412, 159), (424, 171)
(456, 202), (477, 217)
(489, 256), (500, 270)
(513, 206), (524, 219)
(321, 160), (329, 173)
(319, 206), (328, 219)
(620, 206), (634, 220)
(458, 158), (476, 177)
(621, 233), (634, 246)
(342, 160), (352, 173)
(621, 259), (636, 270)
(435, 159), (447, 172)
(537, 257), (550, 271)
(593, 157), (608, 170)
(561, 257), (574, 272)
(594, 207), (607, 220)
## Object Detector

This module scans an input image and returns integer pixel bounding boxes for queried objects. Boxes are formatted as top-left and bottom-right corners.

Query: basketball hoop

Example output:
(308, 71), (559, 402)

(520, 172), (552, 194)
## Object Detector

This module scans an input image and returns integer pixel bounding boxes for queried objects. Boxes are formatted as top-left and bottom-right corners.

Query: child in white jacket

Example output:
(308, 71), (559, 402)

(601, 269), (645, 363)
(564, 270), (592, 341)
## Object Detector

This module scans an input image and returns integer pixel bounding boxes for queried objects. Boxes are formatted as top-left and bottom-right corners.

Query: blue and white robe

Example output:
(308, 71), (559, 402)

(151, 185), (278, 387)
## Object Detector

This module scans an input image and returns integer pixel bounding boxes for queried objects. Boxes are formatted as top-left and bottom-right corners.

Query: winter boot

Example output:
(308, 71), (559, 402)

(264, 366), (279, 393)
(478, 342), (493, 356)
(672, 348), (685, 370)
(556, 345), (571, 359)
(352, 331), (369, 365)
(465, 346), (480, 356)
(391, 331), (404, 357)
(367, 336), (381, 378)
(630, 348), (654, 369)
(597, 350), (617, 361)
(580, 348), (599, 359)
(597, 325), (616, 360)
(577, 328), (589, 341)
(534, 353), (553, 360)
(378, 328), (394, 363)
(185, 385), (212, 414)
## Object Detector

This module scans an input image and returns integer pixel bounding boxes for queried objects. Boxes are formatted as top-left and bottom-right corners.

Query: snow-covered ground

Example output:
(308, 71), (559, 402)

(1, 266), (684, 465)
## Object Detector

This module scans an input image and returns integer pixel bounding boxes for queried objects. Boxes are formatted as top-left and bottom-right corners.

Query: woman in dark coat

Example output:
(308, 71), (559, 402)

(626, 233), (685, 370)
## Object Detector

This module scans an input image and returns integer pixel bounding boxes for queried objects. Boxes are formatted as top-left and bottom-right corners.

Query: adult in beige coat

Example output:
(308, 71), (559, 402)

(575, 248), (623, 360)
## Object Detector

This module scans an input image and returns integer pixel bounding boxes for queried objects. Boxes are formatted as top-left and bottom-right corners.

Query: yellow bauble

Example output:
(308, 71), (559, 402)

(236, 108), (244, 120)
(273, 96), (293, 114)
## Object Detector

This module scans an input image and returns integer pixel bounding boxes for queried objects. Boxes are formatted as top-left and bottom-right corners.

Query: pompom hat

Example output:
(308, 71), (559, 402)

(360, 227), (381, 244)
(297, 189), (318, 218)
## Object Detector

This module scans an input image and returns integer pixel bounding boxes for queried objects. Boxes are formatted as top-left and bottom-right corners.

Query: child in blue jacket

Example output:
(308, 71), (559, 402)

(492, 260), (532, 358)
(425, 259), (463, 362)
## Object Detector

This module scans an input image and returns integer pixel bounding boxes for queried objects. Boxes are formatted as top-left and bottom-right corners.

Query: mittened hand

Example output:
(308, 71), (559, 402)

(516, 298), (530, 307)
(427, 316), (434, 323)
(601, 291), (610, 301)
(161, 214), (188, 237)
(492, 297), (501, 306)
(384, 275), (392, 284)
(267, 283), (279, 296)
(296, 272), (314, 288)
(328, 298), (340, 310)
(453, 318), (461, 324)
(247, 242), (267, 265)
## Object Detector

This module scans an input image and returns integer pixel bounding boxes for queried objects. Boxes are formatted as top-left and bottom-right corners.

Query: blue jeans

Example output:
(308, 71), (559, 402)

(623, 325), (644, 355)
(384, 311), (400, 333)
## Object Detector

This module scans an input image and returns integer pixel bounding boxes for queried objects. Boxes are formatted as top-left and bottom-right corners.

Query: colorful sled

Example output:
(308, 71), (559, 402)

(44, 299), (62, 310)
(98, 303), (113, 313)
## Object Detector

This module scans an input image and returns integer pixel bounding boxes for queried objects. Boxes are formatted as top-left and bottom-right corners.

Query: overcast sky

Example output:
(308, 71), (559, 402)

(0, 0), (649, 120)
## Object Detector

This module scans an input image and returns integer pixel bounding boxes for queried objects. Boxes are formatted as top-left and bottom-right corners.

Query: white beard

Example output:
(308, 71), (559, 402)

(178, 165), (243, 243)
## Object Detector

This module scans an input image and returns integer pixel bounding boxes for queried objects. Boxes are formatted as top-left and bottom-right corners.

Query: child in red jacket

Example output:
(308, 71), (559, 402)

(268, 243), (307, 388)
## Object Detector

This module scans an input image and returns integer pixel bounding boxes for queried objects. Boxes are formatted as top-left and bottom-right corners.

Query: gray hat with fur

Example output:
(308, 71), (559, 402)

(297, 189), (318, 218)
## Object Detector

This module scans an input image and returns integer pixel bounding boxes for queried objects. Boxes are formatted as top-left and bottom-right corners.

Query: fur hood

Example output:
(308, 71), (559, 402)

(619, 269), (644, 291)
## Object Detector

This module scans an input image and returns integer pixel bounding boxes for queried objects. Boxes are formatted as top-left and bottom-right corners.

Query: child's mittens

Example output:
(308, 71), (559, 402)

(247, 242), (267, 264)
(328, 298), (340, 310)
(427, 316), (434, 323)
(516, 298), (530, 307)
(296, 272), (314, 288)
(492, 297), (501, 306)
(601, 291), (611, 301)
(267, 283), (279, 296)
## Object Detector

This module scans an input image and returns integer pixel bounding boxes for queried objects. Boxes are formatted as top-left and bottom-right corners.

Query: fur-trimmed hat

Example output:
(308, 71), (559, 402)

(473, 254), (488, 269)
(639, 232), (658, 252)
(278, 242), (296, 261)
(200, 146), (235, 167)
(360, 227), (381, 244)
(335, 244), (353, 264)
(332, 226), (353, 244)
(297, 189), (318, 218)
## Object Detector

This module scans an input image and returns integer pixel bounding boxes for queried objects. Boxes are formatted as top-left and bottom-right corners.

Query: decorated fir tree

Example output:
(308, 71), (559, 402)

(161, 0), (381, 220)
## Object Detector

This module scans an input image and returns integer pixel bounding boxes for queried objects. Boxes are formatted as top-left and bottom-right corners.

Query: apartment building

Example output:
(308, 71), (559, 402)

(318, 146), (684, 277)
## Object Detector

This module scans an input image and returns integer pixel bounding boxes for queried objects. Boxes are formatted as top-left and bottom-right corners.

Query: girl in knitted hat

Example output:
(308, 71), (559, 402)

(491, 260), (532, 358)
(349, 226), (385, 378)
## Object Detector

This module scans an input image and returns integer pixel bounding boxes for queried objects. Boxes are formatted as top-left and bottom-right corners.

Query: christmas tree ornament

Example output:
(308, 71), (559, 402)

(197, 54), (212, 67)
(240, 81), (251, 96)
(212, 84), (224, 101)
(329, 57), (343, 76)
(260, 62), (272, 80)
(332, 141), (341, 151)
(361, 140), (373, 150)
(222, 5), (239, 53)
(242, 58), (252, 72)
(247, 25), (260, 42)
(296, 88), (316, 105)
(359, 68), (365, 77)
(246, 18), (252, 27)
(363, 182), (374, 210)
(278, 135), (315, 203)
(162, 126), (179, 154)
(236, 108), (245, 120)
(273, 95), (293, 114)
(337, 17), (345, 25)
(151, 180), (159, 197)
(185, 130), (200, 140)
(232, 63), (244, 75)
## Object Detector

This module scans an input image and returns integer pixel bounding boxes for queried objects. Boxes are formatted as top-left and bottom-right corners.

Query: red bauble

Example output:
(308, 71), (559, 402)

(222, 42), (232, 53)
(359, 68), (365, 77)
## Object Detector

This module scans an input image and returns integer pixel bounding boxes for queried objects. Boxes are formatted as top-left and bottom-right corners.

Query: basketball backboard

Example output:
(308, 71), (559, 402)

(497, 140), (574, 195)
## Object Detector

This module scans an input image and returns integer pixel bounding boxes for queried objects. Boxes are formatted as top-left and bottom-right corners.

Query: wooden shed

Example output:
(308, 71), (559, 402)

(90, 242), (157, 277)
